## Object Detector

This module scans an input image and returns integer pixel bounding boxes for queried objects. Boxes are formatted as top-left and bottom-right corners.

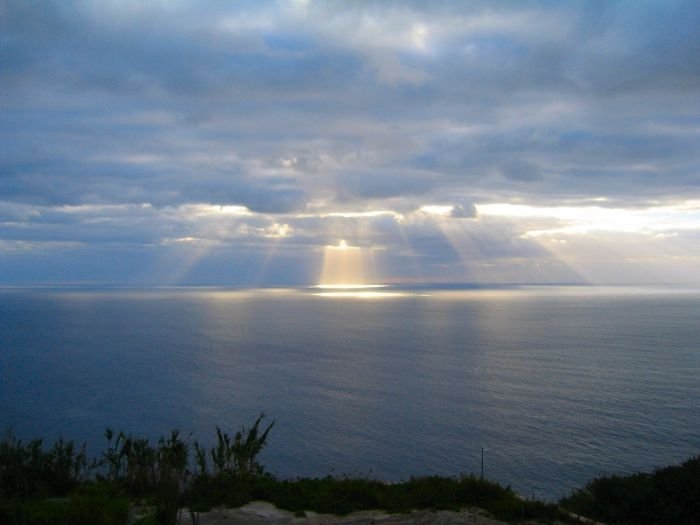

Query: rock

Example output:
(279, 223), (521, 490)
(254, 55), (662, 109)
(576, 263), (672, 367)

(177, 502), (509, 525)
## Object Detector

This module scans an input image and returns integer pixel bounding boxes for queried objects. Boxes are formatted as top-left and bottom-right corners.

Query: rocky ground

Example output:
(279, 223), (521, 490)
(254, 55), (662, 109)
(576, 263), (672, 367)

(171, 501), (537, 525)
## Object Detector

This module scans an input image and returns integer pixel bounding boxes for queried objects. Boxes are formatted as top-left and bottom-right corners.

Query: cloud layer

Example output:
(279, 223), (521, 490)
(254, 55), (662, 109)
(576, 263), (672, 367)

(2, 1), (700, 284)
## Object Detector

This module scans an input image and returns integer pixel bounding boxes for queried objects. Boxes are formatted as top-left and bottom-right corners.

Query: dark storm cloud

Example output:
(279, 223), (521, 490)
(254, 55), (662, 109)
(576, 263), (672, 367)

(2, 0), (700, 283)
(3, 0), (700, 206)
(334, 169), (435, 201)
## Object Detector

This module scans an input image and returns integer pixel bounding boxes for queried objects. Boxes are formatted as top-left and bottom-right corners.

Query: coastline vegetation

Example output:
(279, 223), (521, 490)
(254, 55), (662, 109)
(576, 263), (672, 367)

(1, 417), (697, 525)
(560, 455), (700, 524)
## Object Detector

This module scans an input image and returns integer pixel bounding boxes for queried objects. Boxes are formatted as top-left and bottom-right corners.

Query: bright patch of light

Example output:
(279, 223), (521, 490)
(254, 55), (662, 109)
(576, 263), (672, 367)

(314, 291), (408, 299)
(420, 205), (454, 217)
(60, 203), (152, 214)
(182, 204), (252, 217)
(314, 284), (386, 290)
(318, 240), (376, 287)
(264, 223), (291, 238)
(312, 284), (406, 298)
(322, 210), (401, 219)
(168, 237), (199, 244)
(279, 156), (297, 168)
(211, 205), (251, 216)
(411, 24), (428, 50)
(161, 237), (221, 246)
(478, 201), (700, 236)
(326, 239), (356, 250)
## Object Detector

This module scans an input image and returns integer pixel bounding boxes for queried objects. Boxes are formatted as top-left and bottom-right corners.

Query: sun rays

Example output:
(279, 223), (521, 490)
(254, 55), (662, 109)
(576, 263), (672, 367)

(313, 239), (414, 298)
(318, 239), (377, 288)
(413, 204), (585, 284)
(143, 197), (700, 288)
(476, 200), (700, 284)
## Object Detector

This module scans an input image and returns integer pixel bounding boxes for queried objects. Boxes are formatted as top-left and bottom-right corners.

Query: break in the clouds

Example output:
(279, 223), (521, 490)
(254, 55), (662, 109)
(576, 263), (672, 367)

(2, 0), (700, 284)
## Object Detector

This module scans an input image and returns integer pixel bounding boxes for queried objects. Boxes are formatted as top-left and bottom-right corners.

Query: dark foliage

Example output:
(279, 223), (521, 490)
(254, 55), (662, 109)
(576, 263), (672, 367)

(0, 431), (90, 502)
(0, 482), (129, 525)
(1, 416), (271, 525)
(193, 414), (274, 480)
(5, 419), (696, 525)
(560, 455), (700, 525)
(186, 473), (564, 522)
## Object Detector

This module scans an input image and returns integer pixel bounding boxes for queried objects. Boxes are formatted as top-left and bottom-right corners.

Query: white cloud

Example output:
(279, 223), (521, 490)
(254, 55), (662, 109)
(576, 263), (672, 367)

(2, 1), (700, 283)
(478, 201), (700, 237)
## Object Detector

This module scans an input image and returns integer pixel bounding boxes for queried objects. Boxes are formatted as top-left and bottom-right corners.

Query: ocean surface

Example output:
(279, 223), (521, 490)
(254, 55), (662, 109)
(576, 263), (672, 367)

(1, 284), (699, 500)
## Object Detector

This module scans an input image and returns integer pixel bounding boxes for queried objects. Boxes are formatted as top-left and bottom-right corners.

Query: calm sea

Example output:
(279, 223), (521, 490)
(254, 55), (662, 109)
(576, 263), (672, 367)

(1, 285), (699, 500)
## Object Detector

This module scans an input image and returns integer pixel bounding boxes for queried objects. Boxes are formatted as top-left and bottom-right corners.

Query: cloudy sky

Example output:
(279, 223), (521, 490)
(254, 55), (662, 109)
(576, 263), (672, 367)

(2, 0), (700, 285)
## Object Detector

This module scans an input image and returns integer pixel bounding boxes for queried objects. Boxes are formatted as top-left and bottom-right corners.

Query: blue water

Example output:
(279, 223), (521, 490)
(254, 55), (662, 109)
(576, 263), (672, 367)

(1, 285), (699, 500)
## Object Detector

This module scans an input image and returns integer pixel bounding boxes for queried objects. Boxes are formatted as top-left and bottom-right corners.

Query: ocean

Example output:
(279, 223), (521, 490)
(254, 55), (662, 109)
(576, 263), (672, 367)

(1, 284), (699, 500)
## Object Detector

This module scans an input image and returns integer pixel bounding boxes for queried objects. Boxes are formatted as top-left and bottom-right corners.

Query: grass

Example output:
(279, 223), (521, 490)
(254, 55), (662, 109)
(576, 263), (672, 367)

(560, 455), (700, 525)
(0, 431), (91, 501)
(0, 482), (129, 525)
(2, 419), (698, 524)
(0, 416), (276, 525)
(186, 474), (566, 522)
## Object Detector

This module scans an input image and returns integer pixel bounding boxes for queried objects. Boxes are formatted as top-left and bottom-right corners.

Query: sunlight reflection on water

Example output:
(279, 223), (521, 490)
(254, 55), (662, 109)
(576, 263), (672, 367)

(1, 284), (699, 501)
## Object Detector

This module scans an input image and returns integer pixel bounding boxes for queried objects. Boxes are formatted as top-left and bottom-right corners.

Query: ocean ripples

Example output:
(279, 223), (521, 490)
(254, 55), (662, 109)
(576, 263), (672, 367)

(1, 286), (699, 500)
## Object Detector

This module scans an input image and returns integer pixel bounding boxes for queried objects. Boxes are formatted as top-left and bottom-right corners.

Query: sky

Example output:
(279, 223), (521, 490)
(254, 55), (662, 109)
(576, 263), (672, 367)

(2, 0), (700, 286)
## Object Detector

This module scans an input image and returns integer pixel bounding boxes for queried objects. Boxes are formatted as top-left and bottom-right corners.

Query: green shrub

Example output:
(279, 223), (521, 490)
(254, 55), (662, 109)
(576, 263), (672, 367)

(19, 420), (700, 525)
(194, 414), (274, 480)
(560, 456), (700, 525)
(0, 482), (128, 525)
(0, 431), (91, 502)
(185, 473), (562, 522)
(485, 497), (560, 523)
